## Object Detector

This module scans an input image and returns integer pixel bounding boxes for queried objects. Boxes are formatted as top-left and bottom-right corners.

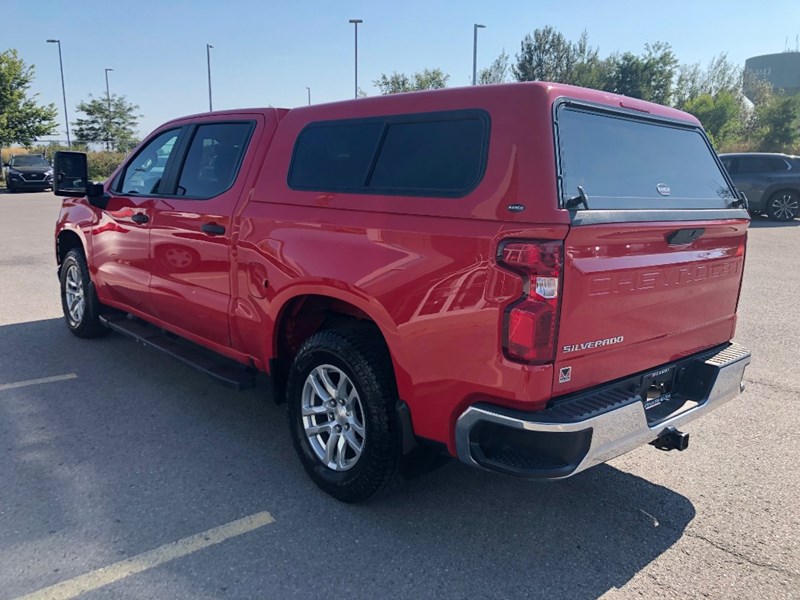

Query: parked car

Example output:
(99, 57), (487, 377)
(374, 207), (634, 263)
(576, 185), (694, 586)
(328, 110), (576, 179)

(3, 154), (54, 193)
(53, 82), (751, 502)
(719, 152), (800, 221)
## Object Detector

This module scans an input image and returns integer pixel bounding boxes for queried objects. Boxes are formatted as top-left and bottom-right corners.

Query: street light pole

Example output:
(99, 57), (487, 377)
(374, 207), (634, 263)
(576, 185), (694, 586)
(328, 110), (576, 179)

(206, 44), (214, 111)
(306, 86), (311, 106)
(104, 68), (113, 151)
(472, 24), (486, 86)
(46, 39), (70, 147)
(348, 19), (363, 99)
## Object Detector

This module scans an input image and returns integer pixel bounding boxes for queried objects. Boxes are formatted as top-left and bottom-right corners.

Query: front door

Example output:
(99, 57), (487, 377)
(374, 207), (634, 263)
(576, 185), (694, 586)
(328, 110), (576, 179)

(92, 128), (183, 315)
(148, 120), (257, 347)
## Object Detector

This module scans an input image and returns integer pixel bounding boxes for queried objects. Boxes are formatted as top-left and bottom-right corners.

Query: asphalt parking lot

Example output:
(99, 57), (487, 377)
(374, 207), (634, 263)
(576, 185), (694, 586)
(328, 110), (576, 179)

(1, 191), (798, 599)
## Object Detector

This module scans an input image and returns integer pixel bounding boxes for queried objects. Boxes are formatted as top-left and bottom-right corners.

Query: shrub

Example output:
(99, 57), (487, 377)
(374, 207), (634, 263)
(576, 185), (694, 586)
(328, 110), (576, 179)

(88, 151), (127, 181)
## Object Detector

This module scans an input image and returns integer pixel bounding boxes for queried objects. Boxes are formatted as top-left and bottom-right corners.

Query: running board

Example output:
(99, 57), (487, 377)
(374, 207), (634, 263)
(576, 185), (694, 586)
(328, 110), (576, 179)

(100, 314), (257, 390)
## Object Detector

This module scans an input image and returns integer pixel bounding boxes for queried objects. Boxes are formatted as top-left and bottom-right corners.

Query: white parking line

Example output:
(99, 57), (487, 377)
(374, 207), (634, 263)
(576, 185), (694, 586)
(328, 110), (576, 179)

(14, 511), (276, 600)
(0, 374), (78, 392)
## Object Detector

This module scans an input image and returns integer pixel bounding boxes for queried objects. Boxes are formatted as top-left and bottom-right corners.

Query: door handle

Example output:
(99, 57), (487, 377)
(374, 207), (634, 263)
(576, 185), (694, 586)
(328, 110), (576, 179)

(131, 213), (149, 224)
(201, 222), (226, 236)
(666, 228), (704, 246)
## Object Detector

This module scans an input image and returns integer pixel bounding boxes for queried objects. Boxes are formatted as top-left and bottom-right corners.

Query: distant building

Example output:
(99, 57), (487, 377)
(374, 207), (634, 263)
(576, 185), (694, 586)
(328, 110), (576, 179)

(744, 52), (800, 101)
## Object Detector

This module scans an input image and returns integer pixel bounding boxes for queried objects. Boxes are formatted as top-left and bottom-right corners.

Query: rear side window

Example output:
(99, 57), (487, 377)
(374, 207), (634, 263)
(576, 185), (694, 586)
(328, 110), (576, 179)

(288, 110), (489, 197)
(176, 122), (254, 199)
(737, 156), (789, 174)
(557, 106), (736, 210)
(369, 119), (486, 192)
(288, 122), (383, 190)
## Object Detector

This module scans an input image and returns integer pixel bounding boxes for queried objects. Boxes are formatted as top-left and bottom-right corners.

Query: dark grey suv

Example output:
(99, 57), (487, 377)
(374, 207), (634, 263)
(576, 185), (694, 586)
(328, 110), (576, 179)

(719, 153), (800, 221)
(3, 154), (54, 193)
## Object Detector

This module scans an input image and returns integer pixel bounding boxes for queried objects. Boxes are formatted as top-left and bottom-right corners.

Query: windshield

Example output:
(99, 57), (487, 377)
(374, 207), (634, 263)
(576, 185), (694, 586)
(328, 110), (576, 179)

(557, 106), (736, 210)
(11, 155), (50, 167)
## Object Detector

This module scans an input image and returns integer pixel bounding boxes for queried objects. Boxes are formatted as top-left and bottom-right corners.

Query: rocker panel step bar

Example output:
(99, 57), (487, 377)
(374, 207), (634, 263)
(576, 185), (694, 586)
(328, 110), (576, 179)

(100, 314), (256, 390)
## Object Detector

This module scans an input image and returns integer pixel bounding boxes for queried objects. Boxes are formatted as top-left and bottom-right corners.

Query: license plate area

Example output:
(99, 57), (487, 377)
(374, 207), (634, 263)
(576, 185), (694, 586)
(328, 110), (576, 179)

(640, 366), (695, 424)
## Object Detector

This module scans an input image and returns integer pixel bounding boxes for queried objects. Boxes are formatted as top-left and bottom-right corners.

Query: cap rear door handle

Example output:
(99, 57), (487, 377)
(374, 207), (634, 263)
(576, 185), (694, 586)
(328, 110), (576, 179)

(666, 228), (704, 246)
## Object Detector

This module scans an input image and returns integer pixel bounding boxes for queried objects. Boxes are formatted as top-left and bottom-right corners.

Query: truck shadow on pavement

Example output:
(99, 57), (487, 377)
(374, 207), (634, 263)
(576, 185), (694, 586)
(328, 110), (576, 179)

(1, 318), (695, 600)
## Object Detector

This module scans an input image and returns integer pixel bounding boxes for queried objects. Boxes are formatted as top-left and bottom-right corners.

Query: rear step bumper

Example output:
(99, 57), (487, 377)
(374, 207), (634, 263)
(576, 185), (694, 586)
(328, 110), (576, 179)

(455, 342), (751, 479)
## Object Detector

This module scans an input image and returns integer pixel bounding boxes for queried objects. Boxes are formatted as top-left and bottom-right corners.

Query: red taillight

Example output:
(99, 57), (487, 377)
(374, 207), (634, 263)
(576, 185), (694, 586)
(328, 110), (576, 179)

(499, 241), (563, 364)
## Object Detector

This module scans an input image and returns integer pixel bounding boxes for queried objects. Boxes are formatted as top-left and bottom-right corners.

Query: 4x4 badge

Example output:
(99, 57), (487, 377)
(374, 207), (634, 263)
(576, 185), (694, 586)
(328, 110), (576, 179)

(559, 366), (572, 383)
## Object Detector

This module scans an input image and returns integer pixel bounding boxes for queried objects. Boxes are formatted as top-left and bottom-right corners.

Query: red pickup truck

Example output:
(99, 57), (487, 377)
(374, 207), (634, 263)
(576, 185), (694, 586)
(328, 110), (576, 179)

(54, 82), (751, 502)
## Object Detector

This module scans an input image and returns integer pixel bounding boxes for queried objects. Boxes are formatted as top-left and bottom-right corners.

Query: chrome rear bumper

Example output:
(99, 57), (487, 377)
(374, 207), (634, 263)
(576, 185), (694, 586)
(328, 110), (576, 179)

(455, 343), (751, 479)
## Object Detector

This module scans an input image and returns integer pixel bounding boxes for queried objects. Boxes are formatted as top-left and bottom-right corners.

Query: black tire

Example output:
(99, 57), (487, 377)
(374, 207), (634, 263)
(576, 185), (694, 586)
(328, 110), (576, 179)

(59, 248), (109, 338)
(6, 183), (15, 193)
(766, 190), (799, 221)
(287, 325), (402, 503)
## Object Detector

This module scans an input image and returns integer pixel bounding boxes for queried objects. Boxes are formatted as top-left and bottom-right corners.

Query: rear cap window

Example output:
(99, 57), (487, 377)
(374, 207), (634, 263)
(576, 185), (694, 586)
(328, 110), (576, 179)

(556, 103), (736, 210)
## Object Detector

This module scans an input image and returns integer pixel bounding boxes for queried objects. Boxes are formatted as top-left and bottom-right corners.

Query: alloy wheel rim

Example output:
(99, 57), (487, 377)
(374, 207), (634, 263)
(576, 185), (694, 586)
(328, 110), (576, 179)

(301, 364), (366, 471)
(64, 264), (85, 325)
(773, 194), (799, 220)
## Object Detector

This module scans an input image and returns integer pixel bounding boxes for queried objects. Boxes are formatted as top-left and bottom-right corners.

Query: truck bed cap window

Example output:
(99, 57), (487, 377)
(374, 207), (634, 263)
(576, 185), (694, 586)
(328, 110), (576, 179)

(557, 105), (736, 210)
(288, 109), (489, 197)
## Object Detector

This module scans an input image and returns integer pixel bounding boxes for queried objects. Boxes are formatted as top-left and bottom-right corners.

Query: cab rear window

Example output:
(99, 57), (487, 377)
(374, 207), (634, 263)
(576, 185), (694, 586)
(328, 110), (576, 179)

(556, 105), (735, 210)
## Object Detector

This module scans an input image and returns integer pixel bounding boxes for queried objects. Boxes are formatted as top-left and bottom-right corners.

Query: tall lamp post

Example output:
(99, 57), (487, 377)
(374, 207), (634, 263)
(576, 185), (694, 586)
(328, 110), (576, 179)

(472, 24), (486, 86)
(348, 19), (363, 99)
(104, 68), (113, 150)
(306, 86), (311, 106)
(46, 39), (71, 147)
(206, 43), (214, 111)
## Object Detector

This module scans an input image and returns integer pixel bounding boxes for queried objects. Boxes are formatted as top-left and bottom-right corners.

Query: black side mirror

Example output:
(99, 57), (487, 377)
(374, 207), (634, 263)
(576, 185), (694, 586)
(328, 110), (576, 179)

(2, 162), (9, 168)
(54, 151), (89, 197)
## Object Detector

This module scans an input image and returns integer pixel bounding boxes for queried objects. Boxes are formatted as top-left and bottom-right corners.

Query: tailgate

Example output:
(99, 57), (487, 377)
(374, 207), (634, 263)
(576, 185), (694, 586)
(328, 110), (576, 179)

(551, 99), (749, 395)
(553, 220), (747, 394)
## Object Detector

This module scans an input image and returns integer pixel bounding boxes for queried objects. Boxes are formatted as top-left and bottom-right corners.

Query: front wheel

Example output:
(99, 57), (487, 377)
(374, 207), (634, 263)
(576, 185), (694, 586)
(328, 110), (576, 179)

(59, 249), (108, 338)
(766, 190), (799, 221)
(287, 325), (402, 503)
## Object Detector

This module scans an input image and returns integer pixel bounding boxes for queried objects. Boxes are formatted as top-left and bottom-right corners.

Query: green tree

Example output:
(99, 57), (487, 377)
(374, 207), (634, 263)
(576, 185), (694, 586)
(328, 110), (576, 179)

(755, 95), (800, 152)
(72, 93), (141, 151)
(374, 68), (449, 94)
(683, 91), (742, 147)
(0, 49), (58, 147)
(511, 27), (611, 88)
(512, 26), (575, 82)
(674, 53), (742, 110)
(606, 42), (678, 105)
(570, 31), (610, 89)
(478, 50), (509, 85)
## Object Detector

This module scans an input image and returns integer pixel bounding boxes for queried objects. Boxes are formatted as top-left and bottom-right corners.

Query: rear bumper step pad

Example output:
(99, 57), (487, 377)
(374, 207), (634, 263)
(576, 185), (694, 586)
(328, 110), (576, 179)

(455, 342), (751, 479)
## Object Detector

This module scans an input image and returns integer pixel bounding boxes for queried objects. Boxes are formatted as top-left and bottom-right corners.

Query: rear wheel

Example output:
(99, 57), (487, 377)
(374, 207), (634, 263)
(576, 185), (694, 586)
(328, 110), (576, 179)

(59, 249), (108, 338)
(766, 190), (799, 221)
(287, 325), (402, 503)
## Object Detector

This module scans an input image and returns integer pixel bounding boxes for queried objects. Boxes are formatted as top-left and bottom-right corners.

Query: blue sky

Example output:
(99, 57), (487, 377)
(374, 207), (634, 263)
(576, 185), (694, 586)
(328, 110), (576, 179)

(5, 0), (800, 139)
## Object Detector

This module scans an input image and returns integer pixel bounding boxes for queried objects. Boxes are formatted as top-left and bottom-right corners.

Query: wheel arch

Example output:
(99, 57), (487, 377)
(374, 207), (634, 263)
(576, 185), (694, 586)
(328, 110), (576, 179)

(56, 227), (88, 271)
(267, 289), (415, 441)
(270, 290), (400, 372)
(764, 184), (800, 202)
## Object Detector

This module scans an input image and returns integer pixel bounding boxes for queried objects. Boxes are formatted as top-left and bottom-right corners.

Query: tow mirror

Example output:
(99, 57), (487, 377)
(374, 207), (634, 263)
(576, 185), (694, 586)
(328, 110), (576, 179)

(54, 151), (89, 197)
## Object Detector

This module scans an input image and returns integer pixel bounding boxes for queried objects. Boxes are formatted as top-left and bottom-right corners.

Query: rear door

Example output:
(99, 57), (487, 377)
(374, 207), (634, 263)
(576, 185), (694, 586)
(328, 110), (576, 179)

(148, 118), (260, 347)
(552, 103), (748, 395)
